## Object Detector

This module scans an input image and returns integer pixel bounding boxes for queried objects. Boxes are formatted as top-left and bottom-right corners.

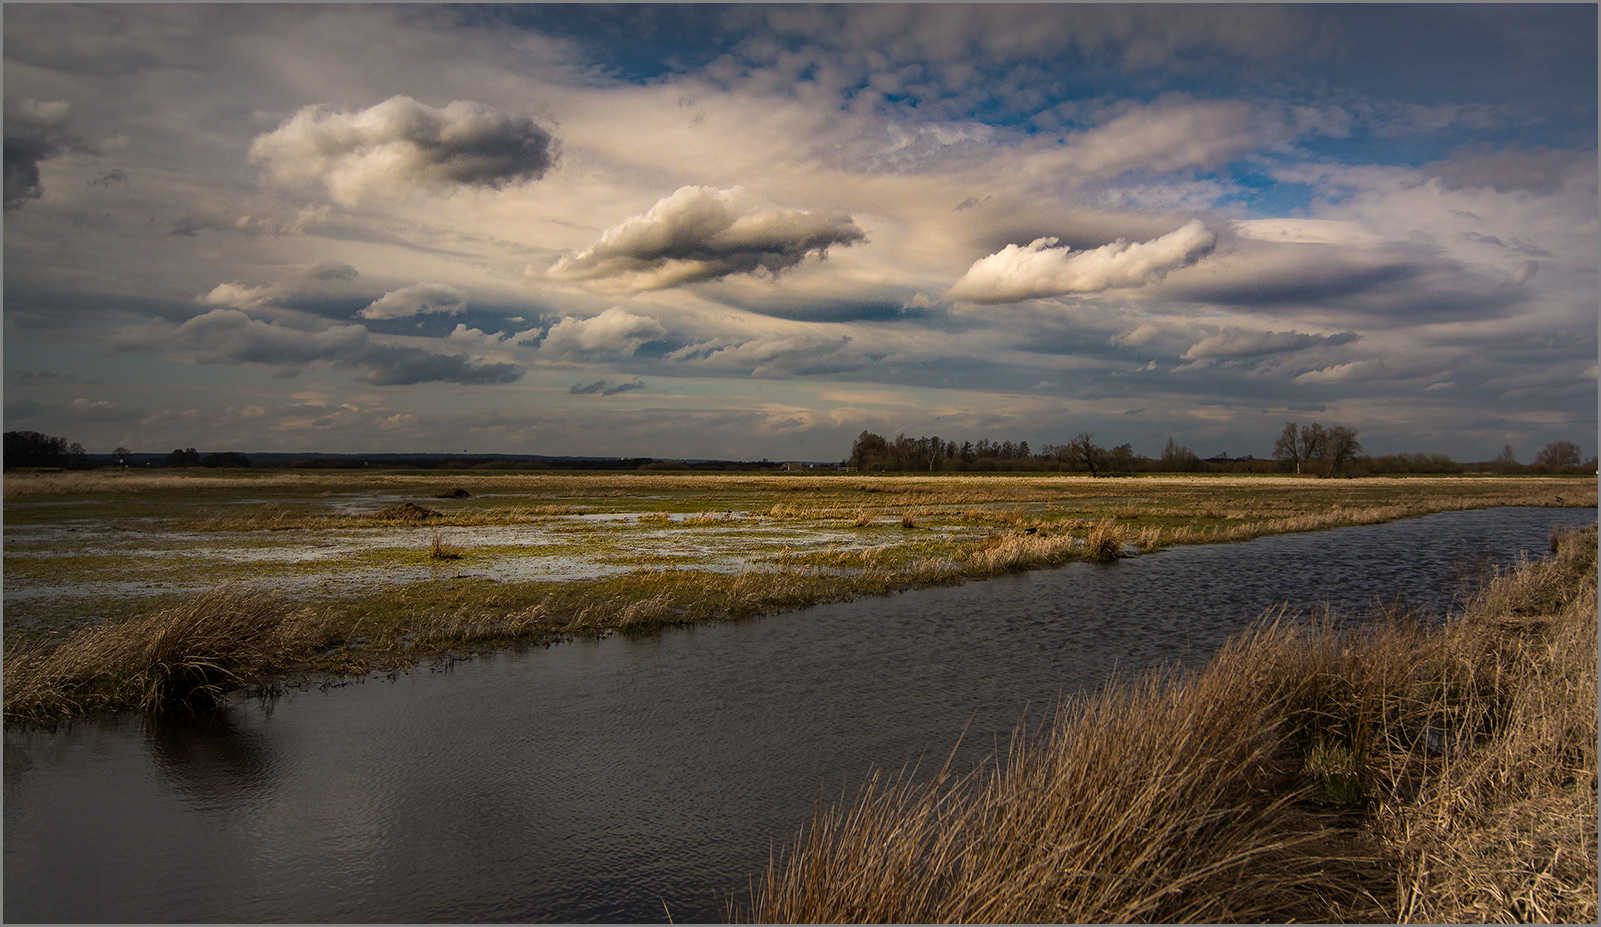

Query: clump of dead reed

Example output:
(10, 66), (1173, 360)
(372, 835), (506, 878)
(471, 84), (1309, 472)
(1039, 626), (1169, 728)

(740, 524), (1598, 924)
(1376, 524), (1598, 923)
(429, 530), (465, 560)
(1134, 523), (1164, 552)
(964, 531), (1079, 574)
(1084, 519), (1128, 561)
(4, 588), (342, 726)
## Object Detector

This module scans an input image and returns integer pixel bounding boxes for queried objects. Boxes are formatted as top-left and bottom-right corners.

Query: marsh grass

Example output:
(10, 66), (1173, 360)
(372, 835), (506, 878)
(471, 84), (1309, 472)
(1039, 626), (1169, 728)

(3, 588), (345, 726)
(965, 530), (1079, 574)
(1085, 519), (1128, 562)
(739, 525), (1597, 924)
(8, 471), (1595, 724)
(429, 531), (466, 560)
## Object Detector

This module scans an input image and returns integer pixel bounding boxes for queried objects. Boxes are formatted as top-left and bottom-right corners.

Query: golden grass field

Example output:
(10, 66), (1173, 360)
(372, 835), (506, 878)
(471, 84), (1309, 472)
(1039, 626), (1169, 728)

(3, 469), (1594, 725)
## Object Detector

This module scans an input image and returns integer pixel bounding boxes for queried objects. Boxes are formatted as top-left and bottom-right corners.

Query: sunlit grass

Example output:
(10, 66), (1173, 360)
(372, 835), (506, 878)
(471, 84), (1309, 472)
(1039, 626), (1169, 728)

(738, 525), (1598, 924)
(5, 470), (1594, 723)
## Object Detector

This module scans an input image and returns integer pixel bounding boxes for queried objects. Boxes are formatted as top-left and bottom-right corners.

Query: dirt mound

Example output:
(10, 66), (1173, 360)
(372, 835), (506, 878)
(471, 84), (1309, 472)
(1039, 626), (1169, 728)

(434, 488), (471, 499)
(374, 502), (442, 521)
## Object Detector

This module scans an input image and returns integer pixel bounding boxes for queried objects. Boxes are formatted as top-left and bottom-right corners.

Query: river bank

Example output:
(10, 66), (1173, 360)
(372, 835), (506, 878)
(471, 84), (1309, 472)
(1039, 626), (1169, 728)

(3, 472), (1594, 725)
(741, 523), (1598, 923)
(5, 506), (1592, 923)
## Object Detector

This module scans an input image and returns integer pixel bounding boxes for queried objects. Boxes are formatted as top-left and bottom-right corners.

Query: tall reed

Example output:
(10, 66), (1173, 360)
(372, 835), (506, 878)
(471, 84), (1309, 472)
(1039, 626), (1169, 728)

(4, 588), (340, 726)
(739, 525), (1597, 924)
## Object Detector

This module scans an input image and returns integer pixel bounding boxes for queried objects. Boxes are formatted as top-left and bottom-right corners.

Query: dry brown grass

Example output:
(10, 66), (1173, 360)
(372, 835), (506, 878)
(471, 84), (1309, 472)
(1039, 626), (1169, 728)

(429, 530), (466, 560)
(739, 525), (1597, 924)
(964, 531), (1079, 574)
(1085, 519), (1129, 562)
(3, 588), (344, 726)
(1376, 526), (1598, 923)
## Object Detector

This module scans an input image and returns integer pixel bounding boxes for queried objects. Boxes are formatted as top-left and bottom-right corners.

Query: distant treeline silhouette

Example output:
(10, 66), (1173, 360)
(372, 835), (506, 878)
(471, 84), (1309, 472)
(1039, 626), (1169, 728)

(846, 427), (1597, 476)
(3, 431), (87, 469)
(4, 429), (1593, 475)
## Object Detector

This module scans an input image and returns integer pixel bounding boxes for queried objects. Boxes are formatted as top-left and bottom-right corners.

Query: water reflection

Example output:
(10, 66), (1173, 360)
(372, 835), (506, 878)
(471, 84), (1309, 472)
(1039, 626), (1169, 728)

(144, 705), (280, 805)
(5, 506), (1594, 924)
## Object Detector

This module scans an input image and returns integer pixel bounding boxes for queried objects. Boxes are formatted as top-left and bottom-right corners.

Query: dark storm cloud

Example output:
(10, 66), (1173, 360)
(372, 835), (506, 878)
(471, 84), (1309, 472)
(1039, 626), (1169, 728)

(87, 169), (129, 189)
(547, 186), (866, 290)
(1160, 246), (1425, 311)
(1182, 328), (1359, 361)
(570, 378), (646, 396)
(355, 348), (523, 387)
(141, 308), (524, 386)
(4, 99), (77, 211)
(169, 217), (208, 236)
(710, 292), (942, 324)
(249, 95), (558, 204)
(303, 261), (359, 281)
(1426, 145), (1591, 196)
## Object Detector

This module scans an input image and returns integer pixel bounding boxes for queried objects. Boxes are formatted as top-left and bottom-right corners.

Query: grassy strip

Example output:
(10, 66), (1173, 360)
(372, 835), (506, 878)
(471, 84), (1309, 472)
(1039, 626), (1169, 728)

(2, 588), (356, 726)
(736, 525), (1597, 924)
(0, 558), (975, 726)
(5, 473), (1593, 724)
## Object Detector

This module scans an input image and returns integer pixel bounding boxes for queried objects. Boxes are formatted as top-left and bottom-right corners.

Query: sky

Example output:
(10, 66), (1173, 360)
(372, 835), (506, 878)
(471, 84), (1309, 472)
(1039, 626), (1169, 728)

(3, 3), (1596, 463)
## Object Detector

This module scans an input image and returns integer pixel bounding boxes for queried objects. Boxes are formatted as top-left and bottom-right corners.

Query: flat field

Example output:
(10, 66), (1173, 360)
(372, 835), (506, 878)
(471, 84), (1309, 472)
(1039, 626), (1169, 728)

(3, 469), (1594, 722)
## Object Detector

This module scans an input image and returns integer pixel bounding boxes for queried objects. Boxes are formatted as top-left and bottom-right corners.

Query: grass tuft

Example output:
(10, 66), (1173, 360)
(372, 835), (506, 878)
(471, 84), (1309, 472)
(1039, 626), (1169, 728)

(4, 588), (342, 726)
(1085, 519), (1129, 561)
(429, 531), (466, 560)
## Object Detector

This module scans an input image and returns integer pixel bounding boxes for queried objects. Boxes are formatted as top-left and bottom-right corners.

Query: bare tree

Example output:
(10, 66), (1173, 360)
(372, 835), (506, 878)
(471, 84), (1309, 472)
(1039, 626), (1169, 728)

(1535, 440), (1582, 471)
(1068, 432), (1105, 477)
(1161, 436), (1199, 472)
(1272, 423), (1302, 474)
(1493, 443), (1520, 474)
(1297, 423), (1327, 469)
(1320, 425), (1362, 477)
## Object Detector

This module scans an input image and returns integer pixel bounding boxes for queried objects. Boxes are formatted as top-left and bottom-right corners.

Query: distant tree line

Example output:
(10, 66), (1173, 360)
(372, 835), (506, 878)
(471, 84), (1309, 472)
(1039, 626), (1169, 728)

(846, 427), (1597, 477)
(846, 430), (1218, 475)
(1487, 440), (1595, 475)
(4, 431), (87, 469)
(4, 428), (1592, 475)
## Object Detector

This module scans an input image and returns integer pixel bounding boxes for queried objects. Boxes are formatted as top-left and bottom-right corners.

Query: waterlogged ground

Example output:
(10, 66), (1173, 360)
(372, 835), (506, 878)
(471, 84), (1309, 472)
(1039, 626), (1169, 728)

(4, 469), (1593, 650)
(3, 510), (960, 620)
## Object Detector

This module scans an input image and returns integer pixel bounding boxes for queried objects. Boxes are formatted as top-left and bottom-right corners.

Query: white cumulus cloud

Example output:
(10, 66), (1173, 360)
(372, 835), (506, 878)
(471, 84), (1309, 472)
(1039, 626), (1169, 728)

(950, 219), (1217, 304)
(359, 283), (467, 320)
(546, 185), (866, 290)
(539, 307), (667, 359)
(198, 281), (277, 310)
(249, 95), (557, 204)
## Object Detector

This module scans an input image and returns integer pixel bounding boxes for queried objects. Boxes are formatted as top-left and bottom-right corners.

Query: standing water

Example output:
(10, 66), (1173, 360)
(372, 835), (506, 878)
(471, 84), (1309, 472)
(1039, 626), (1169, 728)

(5, 506), (1593, 923)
